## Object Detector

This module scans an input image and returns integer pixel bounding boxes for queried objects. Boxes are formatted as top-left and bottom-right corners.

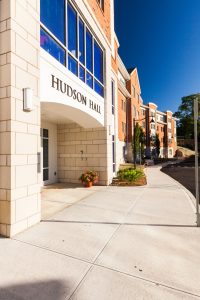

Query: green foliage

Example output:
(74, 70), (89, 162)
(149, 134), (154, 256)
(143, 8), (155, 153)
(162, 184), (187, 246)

(117, 168), (144, 182)
(155, 134), (160, 157)
(173, 94), (200, 139)
(133, 123), (146, 158)
(79, 171), (98, 183)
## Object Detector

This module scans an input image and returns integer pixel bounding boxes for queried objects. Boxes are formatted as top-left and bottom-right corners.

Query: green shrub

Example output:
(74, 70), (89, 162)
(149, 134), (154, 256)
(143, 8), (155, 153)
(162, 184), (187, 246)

(117, 168), (144, 182)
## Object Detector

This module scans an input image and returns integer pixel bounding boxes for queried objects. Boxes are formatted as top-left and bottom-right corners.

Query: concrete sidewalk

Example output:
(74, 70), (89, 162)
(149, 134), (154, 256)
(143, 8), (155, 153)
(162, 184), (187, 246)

(0, 166), (200, 300)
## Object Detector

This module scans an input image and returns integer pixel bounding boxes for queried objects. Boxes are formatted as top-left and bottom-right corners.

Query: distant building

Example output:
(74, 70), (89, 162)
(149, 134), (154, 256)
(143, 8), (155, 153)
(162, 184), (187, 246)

(0, 0), (177, 237)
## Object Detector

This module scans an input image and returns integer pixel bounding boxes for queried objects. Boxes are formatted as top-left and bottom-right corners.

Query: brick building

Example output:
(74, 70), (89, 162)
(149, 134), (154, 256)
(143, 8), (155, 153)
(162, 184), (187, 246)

(0, 0), (177, 237)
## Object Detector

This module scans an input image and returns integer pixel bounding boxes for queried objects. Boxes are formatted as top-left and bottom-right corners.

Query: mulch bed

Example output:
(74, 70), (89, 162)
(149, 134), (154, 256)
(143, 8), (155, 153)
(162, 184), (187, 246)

(111, 176), (147, 187)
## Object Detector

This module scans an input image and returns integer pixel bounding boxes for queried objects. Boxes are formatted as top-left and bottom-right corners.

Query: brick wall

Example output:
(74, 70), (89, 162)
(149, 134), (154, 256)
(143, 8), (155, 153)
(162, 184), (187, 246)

(86, 0), (111, 42)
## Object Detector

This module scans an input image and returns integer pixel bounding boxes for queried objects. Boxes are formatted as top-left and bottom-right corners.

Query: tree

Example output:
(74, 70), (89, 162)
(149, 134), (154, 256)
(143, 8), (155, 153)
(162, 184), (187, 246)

(173, 94), (200, 139)
(155, 134), (160, 157)
(133, 123), (146, 162)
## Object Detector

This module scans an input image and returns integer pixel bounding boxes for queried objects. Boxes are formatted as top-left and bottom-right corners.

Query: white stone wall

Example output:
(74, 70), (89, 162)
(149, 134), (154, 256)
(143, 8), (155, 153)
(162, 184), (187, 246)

(115, 140), (127, 171)
(0, 0), (41, 237)
(57, 123), (110, 185)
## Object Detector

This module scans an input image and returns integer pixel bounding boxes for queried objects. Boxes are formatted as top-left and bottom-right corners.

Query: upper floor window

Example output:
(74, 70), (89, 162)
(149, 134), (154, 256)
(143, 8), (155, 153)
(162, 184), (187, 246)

(40, 0), (104, 98)
(97, 0), (104, 11)
(111, 80), (115, 115)
(132, 85), (135, 97)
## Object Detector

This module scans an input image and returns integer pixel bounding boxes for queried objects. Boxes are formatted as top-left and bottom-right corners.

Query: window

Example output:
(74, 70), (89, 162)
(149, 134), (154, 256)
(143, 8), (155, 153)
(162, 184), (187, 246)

(111, 80), (115, 115)
(68, 54), (78, 76)
(133, 105), (136, 118)
(97, 0), (104, 11)
(121, 100), (124, 110)
(122, 122), (126, 133)
(112, 135), (115, 172)
(124, 101), (126, 112)
(40, 0), (65, 43)
(94, 41), (103, 83)
(67, 3), (77, 57)
(132, 85), (135, 97)
(86, 29), (93, 72)
(151, 124), (155, 129)
(79, 19), (85, 64)
(40, 1), (104, 98)
(137, 94), (140, 104)
(40, 28), (65, 65)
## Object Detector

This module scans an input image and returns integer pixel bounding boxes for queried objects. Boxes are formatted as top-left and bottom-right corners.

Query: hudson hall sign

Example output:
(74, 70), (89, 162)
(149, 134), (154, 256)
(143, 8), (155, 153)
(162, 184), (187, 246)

(51, 75), (101, 114)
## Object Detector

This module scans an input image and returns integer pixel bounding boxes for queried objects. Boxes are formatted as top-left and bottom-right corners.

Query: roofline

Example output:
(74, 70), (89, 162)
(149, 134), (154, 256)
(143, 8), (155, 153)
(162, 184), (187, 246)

(117, 55), (130, 81)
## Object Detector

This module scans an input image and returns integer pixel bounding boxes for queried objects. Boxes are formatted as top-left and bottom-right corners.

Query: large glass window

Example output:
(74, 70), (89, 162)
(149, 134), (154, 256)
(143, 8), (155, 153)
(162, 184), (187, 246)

(40, 1), (104, 98)
(40, 28), (65, 65)
(79, 19), (85, 65)
(68, 55), (78, 76)
(94, 41), (103, 83)
(67, 3), (77, 57)
(86, 29), (93, 72)
(40, 0), (65, 44)
(111, 80), (115, 115)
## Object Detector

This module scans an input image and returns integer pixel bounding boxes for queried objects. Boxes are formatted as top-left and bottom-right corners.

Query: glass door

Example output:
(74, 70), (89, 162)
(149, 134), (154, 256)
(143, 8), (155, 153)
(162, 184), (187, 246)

(42, 129), (49, 181)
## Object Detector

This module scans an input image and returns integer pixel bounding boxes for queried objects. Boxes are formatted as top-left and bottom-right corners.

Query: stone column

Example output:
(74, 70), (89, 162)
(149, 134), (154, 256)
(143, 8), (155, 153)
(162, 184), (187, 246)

(0, 0), (41, 237)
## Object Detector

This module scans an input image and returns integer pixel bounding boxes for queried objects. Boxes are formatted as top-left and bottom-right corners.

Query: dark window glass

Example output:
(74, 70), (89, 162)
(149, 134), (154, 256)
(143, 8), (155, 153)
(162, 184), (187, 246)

(112, 135), (115, 172)
(40, 28), (65, 65)
(94, 41), (103, 83)
(68, 55), (78, 76)
(43, 168), (49, 181)
(86, 29), (93, 72)
(41, 0), (65, 44)
(111, 80), (115, 114)
(43, 129), (48, 138)
(67, 3), (77, 57)
(79, 65), (85, 82)
(86, 72), (93, 88)
(43, 139), (48, 168)
(94, 80), (104, 97)
(79, 19), (85, 64)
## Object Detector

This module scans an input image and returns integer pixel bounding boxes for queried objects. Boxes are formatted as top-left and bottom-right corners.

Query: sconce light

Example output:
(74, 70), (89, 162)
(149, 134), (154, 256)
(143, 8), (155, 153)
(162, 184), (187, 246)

(23, 88), (33, 112)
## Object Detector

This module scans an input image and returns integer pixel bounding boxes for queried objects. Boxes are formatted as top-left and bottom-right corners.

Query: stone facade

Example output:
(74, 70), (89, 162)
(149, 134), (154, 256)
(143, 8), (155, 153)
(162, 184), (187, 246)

(57, 124), (109, 185)
(0, 0), (41, 237)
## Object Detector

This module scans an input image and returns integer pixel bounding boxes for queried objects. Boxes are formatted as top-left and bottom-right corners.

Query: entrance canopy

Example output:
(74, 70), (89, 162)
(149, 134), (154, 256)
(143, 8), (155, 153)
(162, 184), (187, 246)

(41, 102), (103, 128)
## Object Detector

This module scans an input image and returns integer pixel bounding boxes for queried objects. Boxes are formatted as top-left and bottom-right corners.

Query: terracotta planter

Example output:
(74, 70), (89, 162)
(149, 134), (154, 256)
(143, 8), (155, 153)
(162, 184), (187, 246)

(83, 181), (93, 188)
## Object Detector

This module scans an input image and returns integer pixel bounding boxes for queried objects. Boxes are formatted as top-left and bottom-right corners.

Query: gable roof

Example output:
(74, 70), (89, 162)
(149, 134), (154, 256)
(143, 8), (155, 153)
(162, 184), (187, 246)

(127, 67), (136, 75)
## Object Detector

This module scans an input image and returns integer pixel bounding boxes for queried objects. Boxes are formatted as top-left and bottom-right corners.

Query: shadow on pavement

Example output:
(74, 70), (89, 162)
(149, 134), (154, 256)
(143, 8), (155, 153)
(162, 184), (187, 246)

(0, 280), (68, 300)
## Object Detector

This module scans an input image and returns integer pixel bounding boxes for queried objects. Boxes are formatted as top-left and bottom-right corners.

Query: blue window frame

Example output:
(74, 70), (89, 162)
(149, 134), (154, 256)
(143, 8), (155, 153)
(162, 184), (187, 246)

(86, 29), (93, 72)
(67, 3), (77, 57)
(40, 1), (104, 98)
(40, 28), (65, 65)
(40, 0), (65, 44)
(86, 72), (93, 88)
(94, 41), (103, 83)
(79, 19), (85, 65)
(79, 65), (85, 82)
(68, 55), (78, 76)
(94, 80), (104, 97)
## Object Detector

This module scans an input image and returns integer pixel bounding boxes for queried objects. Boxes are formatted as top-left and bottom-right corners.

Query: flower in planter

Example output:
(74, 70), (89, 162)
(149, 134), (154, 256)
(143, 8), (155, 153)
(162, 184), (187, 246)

(79, 171), (99, 184)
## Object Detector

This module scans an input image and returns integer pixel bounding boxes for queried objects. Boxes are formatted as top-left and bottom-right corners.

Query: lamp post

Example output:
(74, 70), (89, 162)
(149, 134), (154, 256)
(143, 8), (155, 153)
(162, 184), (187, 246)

(133, 116), (155, 168)
(194, 97), (200, 227)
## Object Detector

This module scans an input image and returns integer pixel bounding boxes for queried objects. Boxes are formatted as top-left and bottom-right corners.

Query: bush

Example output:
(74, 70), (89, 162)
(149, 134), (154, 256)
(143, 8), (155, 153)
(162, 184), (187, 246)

(117, 168), (144, 182)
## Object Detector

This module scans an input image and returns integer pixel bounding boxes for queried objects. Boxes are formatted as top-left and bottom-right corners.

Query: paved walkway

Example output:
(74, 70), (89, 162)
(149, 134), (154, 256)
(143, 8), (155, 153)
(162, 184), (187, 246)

(0, 166), (200, 300)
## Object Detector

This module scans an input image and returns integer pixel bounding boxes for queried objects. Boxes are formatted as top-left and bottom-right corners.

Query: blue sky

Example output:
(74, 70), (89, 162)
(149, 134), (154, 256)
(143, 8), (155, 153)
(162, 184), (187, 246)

(114, 0), (200, 113)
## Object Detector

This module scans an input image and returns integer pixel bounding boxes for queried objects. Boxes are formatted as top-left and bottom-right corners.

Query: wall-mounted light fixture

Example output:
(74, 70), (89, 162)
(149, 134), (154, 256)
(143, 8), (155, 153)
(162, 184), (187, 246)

(23, 88), (33, 112)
